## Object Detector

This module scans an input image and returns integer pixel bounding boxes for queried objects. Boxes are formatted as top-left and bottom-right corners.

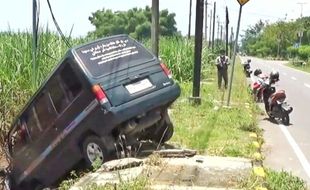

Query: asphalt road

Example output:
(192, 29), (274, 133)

(241, 57), (310, 186)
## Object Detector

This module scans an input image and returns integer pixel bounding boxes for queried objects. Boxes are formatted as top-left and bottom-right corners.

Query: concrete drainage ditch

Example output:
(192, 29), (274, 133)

(70, 149), (252, 190)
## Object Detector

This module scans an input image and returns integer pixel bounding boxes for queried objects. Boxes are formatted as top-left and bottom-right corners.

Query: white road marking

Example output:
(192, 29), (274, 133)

(291, 77), (297, 80)
(304, 83), (310, 88)
(279, 124), (310, 179)
(283, 72), (287, 76)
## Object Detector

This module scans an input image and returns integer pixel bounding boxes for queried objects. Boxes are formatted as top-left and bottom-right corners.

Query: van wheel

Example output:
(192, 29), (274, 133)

(82, 136), (108, 168)
(152, 121), (174, 144)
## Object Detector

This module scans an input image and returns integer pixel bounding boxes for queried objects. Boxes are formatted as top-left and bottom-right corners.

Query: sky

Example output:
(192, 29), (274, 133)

(0, 0), (310, 39)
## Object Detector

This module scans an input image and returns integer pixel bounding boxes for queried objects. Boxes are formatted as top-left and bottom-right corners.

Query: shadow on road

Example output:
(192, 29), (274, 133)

(263, 117), (293, 126)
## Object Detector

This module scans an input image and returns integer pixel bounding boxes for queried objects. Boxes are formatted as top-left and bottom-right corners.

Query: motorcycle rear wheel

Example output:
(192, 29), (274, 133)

(282, 112), (290, 126)
(266, 110), (275, 119)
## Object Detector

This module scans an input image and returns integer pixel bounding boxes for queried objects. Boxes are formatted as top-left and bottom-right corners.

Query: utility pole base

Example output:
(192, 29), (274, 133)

(189, 97), (202, 105)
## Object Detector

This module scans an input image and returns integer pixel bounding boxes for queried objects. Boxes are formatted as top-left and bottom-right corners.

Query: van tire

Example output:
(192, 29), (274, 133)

(81, 136), (108, 169)
(154, 122), (174, 144)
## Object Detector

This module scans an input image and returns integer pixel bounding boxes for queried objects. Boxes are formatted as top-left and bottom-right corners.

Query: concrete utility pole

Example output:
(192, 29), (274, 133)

(32, 0), (38, 87)
(225, 6), (229, 56)
(191, 0), (204, 104)
(151, 0), (159, 57)
(204, 0), (208, 41)
(297, 2), (307, 17)
(220, 24), (223, 44)
(230, 27), (234, 58)
(188, 0), (192, 39)
(297, 2), (306, 46)
(212, 2), (216, 51)
(217, 16), (220, 46)
(208, 9), (213, 48)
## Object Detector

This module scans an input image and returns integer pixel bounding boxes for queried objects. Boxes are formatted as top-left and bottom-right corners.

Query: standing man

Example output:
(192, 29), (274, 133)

(215, 49), (229, 89)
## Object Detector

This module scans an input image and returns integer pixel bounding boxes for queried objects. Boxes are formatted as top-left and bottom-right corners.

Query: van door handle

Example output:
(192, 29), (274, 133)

(129, 72), (149, 82)
(129, 75), (141, 82)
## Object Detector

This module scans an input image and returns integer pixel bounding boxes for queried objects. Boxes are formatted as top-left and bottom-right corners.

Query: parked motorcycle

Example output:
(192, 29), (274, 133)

(261, 71), (293, 125)
(251, 69), (268, 102)
(243, 59), (252, 78)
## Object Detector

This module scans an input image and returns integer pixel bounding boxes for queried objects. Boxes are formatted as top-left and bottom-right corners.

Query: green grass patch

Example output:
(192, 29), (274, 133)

(241, 168), (308, 190)
(265, 169), (307, 190)
(170, 58), (260, 157)
(82, 177), (148, 190)
(287, 62), (310, 73)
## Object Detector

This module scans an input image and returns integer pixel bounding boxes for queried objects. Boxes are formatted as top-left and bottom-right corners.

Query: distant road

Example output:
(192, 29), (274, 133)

(242, 56), (310, 186)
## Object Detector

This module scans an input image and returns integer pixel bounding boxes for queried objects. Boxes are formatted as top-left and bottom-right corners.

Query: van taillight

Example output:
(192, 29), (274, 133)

(92, 85), (108, 104)
(160, 63), (172, 79)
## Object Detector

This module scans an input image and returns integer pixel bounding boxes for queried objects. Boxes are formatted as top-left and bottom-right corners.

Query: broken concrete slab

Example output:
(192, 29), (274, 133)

(147, 155), (252, 188)
(70, 167), (144, 190)
(153, 149), (197, 158)
(101, 157), (143, 171)
(69, 155), (252, 190)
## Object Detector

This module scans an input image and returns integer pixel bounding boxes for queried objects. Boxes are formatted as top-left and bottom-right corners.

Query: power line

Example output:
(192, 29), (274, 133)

(46, 0), (71, 48)
(36, 0), (40, 44)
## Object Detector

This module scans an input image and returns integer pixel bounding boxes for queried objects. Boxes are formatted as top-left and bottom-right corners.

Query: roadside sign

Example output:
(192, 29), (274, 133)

(237, 0), (249, 6)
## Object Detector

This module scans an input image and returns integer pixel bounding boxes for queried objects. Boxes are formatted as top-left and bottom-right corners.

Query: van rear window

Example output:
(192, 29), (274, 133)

(75, 36), (154, 78)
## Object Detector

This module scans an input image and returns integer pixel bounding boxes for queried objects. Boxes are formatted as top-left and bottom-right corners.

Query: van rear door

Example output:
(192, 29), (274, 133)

(73, 35), (173, 107)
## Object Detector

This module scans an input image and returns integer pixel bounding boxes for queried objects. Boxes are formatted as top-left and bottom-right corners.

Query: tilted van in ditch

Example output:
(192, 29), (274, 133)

(4, 34), (180, 190)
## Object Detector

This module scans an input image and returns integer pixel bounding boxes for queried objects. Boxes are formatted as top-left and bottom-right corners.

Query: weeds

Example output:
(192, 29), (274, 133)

(58, 170), (79, 190)
(170, 58), (260, 157)
(241, 168), (307, 190)
(288, 62), (310, 73)
(83, 175), (148, 190)
(265, 169), (307, 190)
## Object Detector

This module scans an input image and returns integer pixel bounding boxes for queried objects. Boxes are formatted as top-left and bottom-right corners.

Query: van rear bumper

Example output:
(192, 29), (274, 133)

(108, 83), (180, 123)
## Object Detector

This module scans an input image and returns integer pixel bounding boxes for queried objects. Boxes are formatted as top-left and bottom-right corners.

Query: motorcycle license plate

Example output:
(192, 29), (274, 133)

(125, 79), (153, 94)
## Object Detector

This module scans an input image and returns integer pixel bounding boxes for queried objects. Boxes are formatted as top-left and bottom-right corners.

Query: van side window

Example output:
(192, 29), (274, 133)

(49, 76), (68, 113)
(60, 63), (82, 99)
(26, 106), (42, 140)
(35, 92), (57, 129)
(49, 63), (82, 114)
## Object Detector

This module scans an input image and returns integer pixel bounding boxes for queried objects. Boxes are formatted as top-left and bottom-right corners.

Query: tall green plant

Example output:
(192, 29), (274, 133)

(0, 30), (87, 142)
(158, 37), (211, 82)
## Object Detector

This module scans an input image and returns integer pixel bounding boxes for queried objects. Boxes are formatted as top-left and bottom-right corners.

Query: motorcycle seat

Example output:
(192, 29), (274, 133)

(270, 90), (286, 104)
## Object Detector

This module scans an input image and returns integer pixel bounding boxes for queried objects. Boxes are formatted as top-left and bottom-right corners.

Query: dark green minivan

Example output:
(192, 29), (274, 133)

(4, 35), (180, 190)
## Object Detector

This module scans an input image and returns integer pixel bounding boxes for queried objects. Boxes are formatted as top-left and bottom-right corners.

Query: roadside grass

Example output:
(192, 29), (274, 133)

(241, 168), (308, 190)
(170, 58), (260, 157)
(265, 169), (308, 190)
(287, 62), (310, 73)
(82, 177), (148, 190)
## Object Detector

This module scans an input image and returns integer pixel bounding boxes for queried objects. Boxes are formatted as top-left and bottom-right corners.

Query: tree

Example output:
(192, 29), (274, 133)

(241, 19), (298, 58)
(88, 6), (180, 39)
(241, 20), (265, 54)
